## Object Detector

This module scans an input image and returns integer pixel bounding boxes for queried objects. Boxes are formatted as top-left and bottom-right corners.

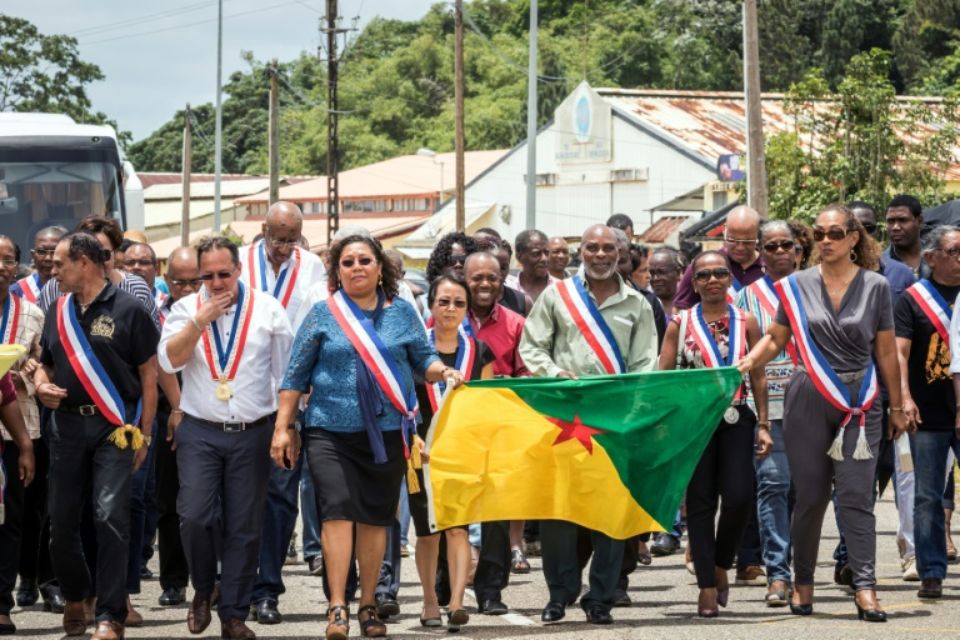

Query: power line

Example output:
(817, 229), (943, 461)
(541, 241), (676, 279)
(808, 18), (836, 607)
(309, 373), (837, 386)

(69, 0), (223, 37)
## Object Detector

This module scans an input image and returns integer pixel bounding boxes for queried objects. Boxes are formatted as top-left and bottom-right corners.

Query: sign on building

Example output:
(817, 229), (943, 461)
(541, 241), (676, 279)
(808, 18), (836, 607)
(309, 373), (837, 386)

(555, 81), (612, 164)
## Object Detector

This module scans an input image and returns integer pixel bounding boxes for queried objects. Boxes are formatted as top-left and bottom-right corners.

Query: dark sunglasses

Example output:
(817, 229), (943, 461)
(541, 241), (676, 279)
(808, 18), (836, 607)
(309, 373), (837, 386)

(435, 298), (467, 309)
(169, 278), (202, 287)
(648, 268), (676, 277)
(693, 267), (732, 283)
(123, 259), (155, 268)
(860, 222), (878, 235)
(812, 227), (848, 242)
(199, 271), (235, 281)
(762, 240), (796, 253)
(449, 255), (467, 266)
(340, 257), (375, 268)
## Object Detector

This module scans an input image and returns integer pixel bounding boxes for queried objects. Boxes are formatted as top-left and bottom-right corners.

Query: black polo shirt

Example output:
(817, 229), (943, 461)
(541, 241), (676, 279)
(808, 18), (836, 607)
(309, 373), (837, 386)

(40, 283), (159, 414)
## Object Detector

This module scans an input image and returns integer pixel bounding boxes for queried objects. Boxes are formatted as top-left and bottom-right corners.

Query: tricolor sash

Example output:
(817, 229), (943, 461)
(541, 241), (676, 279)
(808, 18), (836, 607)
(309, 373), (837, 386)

(56, 294), (144, 448)
(555, 276), (625, 374)
(746, 275), (798, 365)
(1, 295), (20, 346)
(247, 241), (301, 309)
(725, 275), (743, 304)
(906, 279), (951, 344)
(685, 303), (747, 400)
(15, 273), (41, 303)
(197, 282), (255, 388)
(774, 273), (878, 461)
(426, 324), (476, 413)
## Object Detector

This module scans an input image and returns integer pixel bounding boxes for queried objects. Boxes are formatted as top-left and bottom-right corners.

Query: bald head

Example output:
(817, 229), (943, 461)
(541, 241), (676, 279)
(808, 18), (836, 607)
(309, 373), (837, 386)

(263, 201), (304, 267)
(168, 247), (197, 270)
(165, 247), (200, 302)
(266, 201), (303, 227)
(580, 225), (618, 281)
(724, 205), (761, 265)
(582, 224), (616, 246)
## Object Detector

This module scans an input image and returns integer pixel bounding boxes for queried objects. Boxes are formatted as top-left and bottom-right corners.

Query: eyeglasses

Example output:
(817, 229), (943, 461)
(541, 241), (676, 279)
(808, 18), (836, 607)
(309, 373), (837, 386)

(762, 240), (796, 253)
(199, 271), (235, 281)
(435, 298), (467, 309)
(693, 267), (732, 283)
(648, 268), (677, 277)
(812, 227), (848, 242)
(723, 236), (757, 247)
(123, 259), (155, 268)
(0, 258), (17, 268)
(32, 249), (55, 257)
(267, 238), (299, 249)
(340, 257), (375, 269)
(449, 255), (467, 266)
(860, 223), (878, 235)
(169, 278), (202, 287)
(937, 247), (960, 259)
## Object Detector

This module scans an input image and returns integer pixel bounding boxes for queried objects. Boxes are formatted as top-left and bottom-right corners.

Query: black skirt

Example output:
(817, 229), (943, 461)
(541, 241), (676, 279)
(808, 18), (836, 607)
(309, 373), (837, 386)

(302, 428), (405, 526)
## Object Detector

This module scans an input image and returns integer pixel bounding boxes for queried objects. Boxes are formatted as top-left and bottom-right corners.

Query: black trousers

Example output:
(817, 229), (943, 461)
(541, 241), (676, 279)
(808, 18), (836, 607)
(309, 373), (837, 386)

(474, 521), (512, 603)
(155, 417), (188, 590)
(542, 521), (623, 612)
(16, 436), (53, 590)
(686, 407), (756, 589)
(176, 416), (272, 622)
(0, 441), (26, 616)
(48, 412), (133, 623)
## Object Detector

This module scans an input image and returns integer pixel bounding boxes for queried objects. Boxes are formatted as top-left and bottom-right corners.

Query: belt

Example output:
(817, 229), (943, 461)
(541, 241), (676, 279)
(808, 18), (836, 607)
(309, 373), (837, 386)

(58, 404), (100, 417)
(796, 365), (866, 384)
(188, 414), (271, 433)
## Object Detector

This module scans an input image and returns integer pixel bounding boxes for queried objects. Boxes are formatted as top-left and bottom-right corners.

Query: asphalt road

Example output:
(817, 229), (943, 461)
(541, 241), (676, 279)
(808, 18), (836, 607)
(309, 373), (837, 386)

(9, 494), (959, 639)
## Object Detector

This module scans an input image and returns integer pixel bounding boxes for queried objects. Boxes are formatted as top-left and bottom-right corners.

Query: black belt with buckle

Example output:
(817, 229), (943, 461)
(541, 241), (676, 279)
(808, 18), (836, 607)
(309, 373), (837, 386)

(188, 414), (271, 433)
(59, 404), (100, 417)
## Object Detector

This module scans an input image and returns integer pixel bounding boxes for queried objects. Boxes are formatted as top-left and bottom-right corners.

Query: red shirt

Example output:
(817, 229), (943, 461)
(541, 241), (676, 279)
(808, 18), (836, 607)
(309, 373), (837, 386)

(0, 372), (15, 407)
(468, 304), (529, 377)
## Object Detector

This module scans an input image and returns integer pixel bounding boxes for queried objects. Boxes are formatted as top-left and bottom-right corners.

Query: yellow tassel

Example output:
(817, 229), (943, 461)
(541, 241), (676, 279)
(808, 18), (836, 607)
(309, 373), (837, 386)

(406, 459), (421, 494)
(108, 425), (145, 451)
(108, 426), (130, 449)
(410, 436), (423, 470)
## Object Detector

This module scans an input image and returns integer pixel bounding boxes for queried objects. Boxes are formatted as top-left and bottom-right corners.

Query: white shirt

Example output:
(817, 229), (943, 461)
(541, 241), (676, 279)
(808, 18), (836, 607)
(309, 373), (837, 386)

(949, 289), (960, 374)
(158, 288), (294, 422)
(239, 242), (327, 332)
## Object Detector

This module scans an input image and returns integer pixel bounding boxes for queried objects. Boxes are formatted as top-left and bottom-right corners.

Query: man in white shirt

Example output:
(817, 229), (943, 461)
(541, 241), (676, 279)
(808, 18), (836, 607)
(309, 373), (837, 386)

(158, 237), (293, 640)
(239, 202), (326, 624)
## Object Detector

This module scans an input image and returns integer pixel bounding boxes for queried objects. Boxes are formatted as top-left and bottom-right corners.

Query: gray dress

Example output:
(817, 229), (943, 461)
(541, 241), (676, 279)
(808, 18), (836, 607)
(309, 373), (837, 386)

(775, 266), (893, 590)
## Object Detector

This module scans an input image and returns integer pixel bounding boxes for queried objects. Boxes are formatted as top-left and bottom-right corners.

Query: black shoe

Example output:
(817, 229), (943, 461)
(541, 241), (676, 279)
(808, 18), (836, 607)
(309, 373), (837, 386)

(612, 589), (631, 607)
(39, 584), (64, 614)
(158, 587), (186, 606)
(650, 533), (679, 557)
(306, 555), (324, 576)
(834, 564), (853, 587)
(918, 579), (943, 599)
(856, 603), (887, 623)
(253, 599), (282, 625)
(541, 601), (565, 623)
(140, 566), (154, 580)
(15, 581), (38, 608)
(0, 618), (15, 635)
(584, 605), (613, 625)
(789, 602), (813, 616)
(374, 593), (400, 618)
(478, 599), (508, 615)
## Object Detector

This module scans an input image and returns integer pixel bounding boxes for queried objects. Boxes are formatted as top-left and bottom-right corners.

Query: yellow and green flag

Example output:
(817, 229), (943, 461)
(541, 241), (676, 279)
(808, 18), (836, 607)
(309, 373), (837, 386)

(425, 367), (742, 540)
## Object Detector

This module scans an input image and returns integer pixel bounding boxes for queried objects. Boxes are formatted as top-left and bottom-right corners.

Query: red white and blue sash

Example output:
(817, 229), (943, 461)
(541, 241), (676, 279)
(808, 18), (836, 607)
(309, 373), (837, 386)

(15, 273), (41, 303)
(906, 279), (951, 344)
(328, 289), (419, 450)
(774, 274), (878, 431)
(1, 295), (20, 345)
(425, 323), (476, 412)
(197, 282), (255, 384)
(725, 275), (743, 304)
(555, 275), (625, 374)
(686, 303), (747, 399)
(153, 287), (168, 311)
(247, 241), (301, 309)
(746, 275), (798, 365)
(56, 295), (142, 428)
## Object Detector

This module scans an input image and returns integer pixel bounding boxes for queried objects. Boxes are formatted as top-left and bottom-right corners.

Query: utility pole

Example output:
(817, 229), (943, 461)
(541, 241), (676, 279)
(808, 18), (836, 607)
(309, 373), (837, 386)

(322, 0), (347, 246)
(454, 0), (465, 232)
(213, 0), (224, 232)
(180, 104), (192, 246)
(525, 0), (538, 230)
(268, 59), (280, 205)
(743, 0), (768, 214)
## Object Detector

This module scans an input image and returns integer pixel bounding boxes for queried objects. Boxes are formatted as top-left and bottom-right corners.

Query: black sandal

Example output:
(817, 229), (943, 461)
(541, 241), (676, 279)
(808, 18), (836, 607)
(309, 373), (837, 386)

(511, 549), (531, 574)
(447, 608), (469, 632)
(325, 605), (349, 640)
(358, 604), (387, 638)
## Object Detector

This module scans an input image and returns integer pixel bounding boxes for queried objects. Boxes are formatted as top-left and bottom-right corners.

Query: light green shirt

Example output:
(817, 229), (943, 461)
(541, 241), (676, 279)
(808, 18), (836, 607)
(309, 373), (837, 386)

(519, 275), (658, 377)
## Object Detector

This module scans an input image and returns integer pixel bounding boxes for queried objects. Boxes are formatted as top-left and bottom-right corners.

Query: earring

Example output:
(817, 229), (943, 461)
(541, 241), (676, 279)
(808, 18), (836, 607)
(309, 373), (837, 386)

(850, 248), (857, 262)
(378, 273), (383, 286)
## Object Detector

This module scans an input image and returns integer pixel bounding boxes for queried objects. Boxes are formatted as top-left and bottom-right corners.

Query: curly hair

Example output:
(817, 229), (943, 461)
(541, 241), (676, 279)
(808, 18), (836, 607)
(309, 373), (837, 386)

(810, 204), (881, 272)
(425, 232), (478, 283)
(75, 215), (123, 252)
(326, 234), (400, 299)
(786, 221), (813, 269)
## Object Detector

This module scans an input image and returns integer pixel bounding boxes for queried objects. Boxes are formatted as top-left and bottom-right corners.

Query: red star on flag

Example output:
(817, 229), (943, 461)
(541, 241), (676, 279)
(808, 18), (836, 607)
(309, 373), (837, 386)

(548, 414), (605, 454)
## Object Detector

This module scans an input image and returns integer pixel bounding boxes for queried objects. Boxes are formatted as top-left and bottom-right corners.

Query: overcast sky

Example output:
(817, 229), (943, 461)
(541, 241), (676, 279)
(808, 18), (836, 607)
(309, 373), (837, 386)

(6, 0), (437, 142)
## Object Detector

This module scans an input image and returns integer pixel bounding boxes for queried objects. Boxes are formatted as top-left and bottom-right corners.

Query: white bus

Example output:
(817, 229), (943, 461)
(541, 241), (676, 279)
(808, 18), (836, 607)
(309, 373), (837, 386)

(0, 112), (144, 255)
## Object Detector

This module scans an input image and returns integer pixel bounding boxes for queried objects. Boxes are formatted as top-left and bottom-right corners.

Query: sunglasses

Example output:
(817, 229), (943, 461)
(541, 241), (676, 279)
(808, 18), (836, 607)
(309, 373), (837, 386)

(449, 255), (467, 266)
(340, 257), (375, 268)
(648, 268), (676, 277)
(762, 240), (796, 253)
(169, 278), (202, 287)
(860, 223), (878, 235)
(693, 267), (732, 283)
(123, 259), (155, 268)
(812, 227), (848, 242)
(199, 271), (235, 281)
(435, 298), (467, 309)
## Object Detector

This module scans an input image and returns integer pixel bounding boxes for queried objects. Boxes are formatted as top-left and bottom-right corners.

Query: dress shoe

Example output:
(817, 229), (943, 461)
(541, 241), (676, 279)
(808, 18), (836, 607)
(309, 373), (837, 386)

(854, 590), (886, 623)
(612, 589), (631, 607)
(253, 600), (282, 625)
(140, 566), (154, 580)
(478, 599), (508, 615)
(374, 593), (399, 618)
(918, 578), (943, 599)
(0, 615), (16, 636)
(14, 580), (38, 607)
(126, 596), (143, 627)
(834, 564), (853, 587)
(541, 601), (565, 623)
(187, 593), (212, 635)
(584, 605), (613, 625)
(91, 620), (124, 640)
(62, 600), (87, 636)
(307, 555), (324, 576)
(650, 532), (680, 557)
(285, 537), (298, 565)
(83, 597), (96, 625)
(159, 587), (187, 606)
(734, 564), (766, 586)
(40, 583), (65, 613)
(221, 618), (256, 639)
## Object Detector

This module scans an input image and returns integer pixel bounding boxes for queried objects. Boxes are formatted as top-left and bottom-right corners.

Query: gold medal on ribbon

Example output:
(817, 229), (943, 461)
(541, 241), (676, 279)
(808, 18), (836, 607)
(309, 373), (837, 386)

(216, 375), (233, 401)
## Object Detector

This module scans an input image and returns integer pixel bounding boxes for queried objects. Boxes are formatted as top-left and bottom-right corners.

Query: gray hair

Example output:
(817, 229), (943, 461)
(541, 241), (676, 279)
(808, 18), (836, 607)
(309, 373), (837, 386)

(333, 225), (373, 241)
(610, 227), (629, 245)
(922, 225), (960, 257)
(759, 220), (795, 242)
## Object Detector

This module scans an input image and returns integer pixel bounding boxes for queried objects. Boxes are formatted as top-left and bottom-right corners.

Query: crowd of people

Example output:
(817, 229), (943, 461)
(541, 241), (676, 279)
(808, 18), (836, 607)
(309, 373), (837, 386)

(0, 195), (958, 639)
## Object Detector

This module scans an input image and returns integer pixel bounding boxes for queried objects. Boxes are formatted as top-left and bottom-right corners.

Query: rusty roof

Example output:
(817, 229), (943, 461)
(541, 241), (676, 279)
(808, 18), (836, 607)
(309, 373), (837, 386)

(638, 216), (689, 244)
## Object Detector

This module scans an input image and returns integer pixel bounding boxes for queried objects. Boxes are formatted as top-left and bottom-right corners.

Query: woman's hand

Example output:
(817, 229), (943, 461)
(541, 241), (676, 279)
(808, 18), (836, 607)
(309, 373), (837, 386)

(888, 409), (909, 441)
(415, 435), (430, 464)
(445, 369), (465, 389)
(736, 355), (754, 375)
(271, 426), (301, 470)
(18, 441), (35, 487)
(902, 397), (921, 432)
(756, 427), (773, 458)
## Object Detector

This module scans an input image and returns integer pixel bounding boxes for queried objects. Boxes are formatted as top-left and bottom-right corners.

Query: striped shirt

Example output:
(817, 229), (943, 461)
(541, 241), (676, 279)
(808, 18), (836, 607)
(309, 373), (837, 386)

(0, 296), (44, 440)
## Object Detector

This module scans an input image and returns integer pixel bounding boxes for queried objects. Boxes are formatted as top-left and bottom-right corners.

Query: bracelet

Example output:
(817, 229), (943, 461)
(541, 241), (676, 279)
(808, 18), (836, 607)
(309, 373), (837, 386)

(172, 409), (184, 415)
(190, 316), (204, 331)
(890, 406), (904, 413)
(757, 420), (771, 430)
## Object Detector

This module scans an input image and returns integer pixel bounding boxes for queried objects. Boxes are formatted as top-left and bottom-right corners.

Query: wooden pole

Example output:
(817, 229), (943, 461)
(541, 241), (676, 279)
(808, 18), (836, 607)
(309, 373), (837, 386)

(454, 0), (465, 232)
(743, 0), (768, 214)
(525, 0), (538, 230)
(180, 104), (192, 246)
(268, 59), (280, 205)
(325, 0), (340, 245)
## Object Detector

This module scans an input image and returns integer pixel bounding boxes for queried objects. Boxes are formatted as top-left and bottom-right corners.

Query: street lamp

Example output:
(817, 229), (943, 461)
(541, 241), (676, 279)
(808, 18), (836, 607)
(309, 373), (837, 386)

(417, 147), (445, 213)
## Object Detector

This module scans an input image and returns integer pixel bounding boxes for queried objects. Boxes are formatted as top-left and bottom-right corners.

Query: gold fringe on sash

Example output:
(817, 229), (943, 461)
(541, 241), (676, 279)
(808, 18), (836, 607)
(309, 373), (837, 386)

(108, 425), (145, 451)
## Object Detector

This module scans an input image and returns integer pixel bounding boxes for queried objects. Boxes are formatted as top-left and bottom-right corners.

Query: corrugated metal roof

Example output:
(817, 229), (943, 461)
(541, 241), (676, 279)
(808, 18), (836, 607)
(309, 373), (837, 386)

(638, 216), (689, 244)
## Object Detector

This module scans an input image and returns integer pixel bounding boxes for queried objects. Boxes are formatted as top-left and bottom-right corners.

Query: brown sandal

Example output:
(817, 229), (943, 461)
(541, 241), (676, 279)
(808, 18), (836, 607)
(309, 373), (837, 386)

(325, 605), (349, 640)
(357, 604), (386, 638)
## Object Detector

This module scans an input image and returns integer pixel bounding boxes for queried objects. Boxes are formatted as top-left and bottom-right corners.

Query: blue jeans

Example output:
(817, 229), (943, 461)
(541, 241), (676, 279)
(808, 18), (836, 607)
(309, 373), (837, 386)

(251, 449), (303, 603)
(913, 430), (960, 580)
(398, 482), (411, 547)
(754, 421), (792, 584)
(299, 454), (322, 561)
(127, 421), (159, 594)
